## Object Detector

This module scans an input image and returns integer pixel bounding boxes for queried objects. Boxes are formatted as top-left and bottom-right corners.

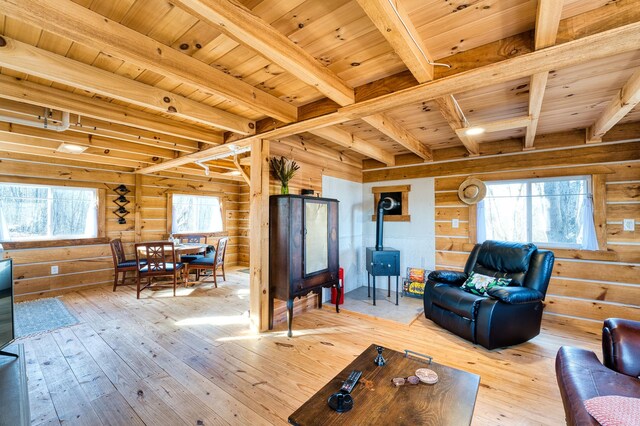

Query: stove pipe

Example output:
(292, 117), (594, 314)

(375, 196), (399, 250)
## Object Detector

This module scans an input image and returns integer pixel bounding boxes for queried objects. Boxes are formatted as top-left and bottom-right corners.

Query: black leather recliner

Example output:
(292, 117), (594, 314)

(424, 240), (555, 349)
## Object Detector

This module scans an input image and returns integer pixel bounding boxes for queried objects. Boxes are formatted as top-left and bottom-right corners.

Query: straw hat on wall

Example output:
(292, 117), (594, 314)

(458, 178), (487, 205)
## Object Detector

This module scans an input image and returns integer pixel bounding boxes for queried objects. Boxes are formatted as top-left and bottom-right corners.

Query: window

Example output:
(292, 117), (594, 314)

(477, 176), (598, 250)
(0, 183), (98, 241)
(170, 194), (223, 234)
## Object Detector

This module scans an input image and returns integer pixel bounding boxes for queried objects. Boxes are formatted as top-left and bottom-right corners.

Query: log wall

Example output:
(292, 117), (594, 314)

(432, 161), (639, 323)
(0, 155), (243, 300)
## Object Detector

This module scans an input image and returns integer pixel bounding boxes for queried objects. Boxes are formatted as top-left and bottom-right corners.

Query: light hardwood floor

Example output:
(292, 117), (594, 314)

(15, 266), (602, 425)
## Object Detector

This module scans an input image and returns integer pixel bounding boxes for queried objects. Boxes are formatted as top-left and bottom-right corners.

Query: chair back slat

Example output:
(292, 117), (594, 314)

(110, 238), (126, 265)
(180, 235), (206, 244)
(215, 237), (228, 267)
(135, 241), (177, 276)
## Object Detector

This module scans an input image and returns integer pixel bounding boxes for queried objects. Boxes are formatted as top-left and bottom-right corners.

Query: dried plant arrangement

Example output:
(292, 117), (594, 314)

(270, 156), (300, 194)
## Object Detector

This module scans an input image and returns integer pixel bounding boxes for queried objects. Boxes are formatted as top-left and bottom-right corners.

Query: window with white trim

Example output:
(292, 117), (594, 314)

(170, 194), (223, 234)
(0, 183), (98, 241)
(477, 176), (598, 250)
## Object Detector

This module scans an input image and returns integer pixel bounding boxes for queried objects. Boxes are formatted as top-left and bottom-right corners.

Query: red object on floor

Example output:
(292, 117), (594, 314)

(331, 267), (345, 305)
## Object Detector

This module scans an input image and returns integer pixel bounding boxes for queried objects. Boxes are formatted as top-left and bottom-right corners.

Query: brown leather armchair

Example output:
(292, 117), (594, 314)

(556, 318), (640, 425)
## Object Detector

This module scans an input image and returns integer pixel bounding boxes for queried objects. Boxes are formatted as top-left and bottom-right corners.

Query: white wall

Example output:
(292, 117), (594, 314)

(322, 175), (364, 299)
(321, 175), (436, 300)
(362, 177), (436, 283)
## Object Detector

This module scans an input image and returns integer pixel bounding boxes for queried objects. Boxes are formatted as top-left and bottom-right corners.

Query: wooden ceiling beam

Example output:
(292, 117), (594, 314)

(0, 123), (178, 159)
(309, 126), (395, 166)
(433, 96), (479, 155)
(534, 0), (564, 49)
(0, 135), (152, 169)
(587, 68), (640, 143)
(0, 75), (223, 145)
(138, 139), (253, 175)
(136, 21), (640, 174)
(356, 0), (477, 156)
(355, 0), (433, 82)
(0, 36), (254, 135)
(454, 116), (532, 137)
(340, 21), (640, 120)
(525, 0), (564, 149)
(175, 0), (434, 160)
(362, 114), (431, 161)
(275, 136), (363, 170)
(2, 0), (296, 124)
(173, 0), (354, 106)
(0, 99), (201, 152)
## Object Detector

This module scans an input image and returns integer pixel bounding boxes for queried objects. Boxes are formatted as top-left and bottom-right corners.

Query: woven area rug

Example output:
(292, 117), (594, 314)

(14, 298), (79, 338)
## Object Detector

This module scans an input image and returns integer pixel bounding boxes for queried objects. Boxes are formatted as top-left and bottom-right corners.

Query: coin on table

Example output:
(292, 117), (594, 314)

(415, 368), (438, 384)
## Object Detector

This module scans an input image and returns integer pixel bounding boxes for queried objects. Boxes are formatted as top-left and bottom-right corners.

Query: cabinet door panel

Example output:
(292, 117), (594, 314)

(304, 200), (328, 275)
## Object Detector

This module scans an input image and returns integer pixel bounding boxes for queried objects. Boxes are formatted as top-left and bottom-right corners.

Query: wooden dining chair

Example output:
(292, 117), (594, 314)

(134, 241), (185, 298)
(110, 238), (145, 292)
(185, 237), (228, 287)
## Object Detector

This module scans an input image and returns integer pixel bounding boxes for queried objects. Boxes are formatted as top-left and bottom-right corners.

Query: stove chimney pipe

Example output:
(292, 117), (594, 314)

(375, 196), (398, 250)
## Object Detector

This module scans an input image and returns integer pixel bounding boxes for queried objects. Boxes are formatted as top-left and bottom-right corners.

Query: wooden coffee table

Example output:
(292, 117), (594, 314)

(289, 344), (480, 425)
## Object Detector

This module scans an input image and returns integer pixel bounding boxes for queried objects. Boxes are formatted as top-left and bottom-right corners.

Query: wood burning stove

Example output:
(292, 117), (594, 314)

(365, 197), (401, 305)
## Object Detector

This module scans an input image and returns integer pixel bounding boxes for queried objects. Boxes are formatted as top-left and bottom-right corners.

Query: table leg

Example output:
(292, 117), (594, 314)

(335, 281), (341, 314)
(367, 273), (370, 298)
(373, 276), (376, 306)
(396, 276), (399, 306)
(388, 276), (391, 297)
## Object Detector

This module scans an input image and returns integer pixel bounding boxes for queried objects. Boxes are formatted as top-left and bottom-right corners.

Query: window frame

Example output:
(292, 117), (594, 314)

(0, 181), (106, 249)
(469, 172), (607, 252)
(166, 192), (227, 237)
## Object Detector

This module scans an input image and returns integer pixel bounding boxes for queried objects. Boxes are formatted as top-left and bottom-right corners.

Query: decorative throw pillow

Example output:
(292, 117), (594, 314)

(584, 395), (640, 426)
(461, 272), (511, 296)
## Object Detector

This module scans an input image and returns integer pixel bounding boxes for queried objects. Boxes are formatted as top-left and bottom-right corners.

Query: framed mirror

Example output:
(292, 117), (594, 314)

(304, 200), (328, 276)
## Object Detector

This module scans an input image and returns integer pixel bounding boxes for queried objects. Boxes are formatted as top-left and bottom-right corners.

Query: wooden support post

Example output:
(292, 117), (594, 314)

(249, 138), (270, 332)
(134, 174), (143, 243)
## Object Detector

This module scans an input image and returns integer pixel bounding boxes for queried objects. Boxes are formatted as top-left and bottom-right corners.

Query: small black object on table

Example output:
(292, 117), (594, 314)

(374, 346), (386, 366)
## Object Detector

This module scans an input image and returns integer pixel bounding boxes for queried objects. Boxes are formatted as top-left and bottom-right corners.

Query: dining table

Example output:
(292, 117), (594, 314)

(136, 242), (209, 261)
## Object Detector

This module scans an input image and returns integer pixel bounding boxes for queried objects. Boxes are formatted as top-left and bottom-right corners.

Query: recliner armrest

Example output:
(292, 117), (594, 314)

(603, 318), (640, 377)
(427, 270), (467, 285)
(487, 286), (543, 304)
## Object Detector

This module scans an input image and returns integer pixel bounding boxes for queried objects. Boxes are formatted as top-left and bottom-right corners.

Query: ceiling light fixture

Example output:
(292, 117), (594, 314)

(57, 142), (88, 154)
(464, 127), (486, 136)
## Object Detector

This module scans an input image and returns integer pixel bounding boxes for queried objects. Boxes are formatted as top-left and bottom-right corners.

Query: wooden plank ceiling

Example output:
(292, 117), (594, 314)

(0, 0), (638, 177)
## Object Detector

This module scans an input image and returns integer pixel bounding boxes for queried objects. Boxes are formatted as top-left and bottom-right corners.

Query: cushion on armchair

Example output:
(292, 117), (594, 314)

(428, 270), (467, 285)
(487, 286), (544, 304)
(461, 272), (511, 296)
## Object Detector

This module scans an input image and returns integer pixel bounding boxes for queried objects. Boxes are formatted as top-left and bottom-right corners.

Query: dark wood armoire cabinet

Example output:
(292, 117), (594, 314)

(268, 195), (340, 337)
